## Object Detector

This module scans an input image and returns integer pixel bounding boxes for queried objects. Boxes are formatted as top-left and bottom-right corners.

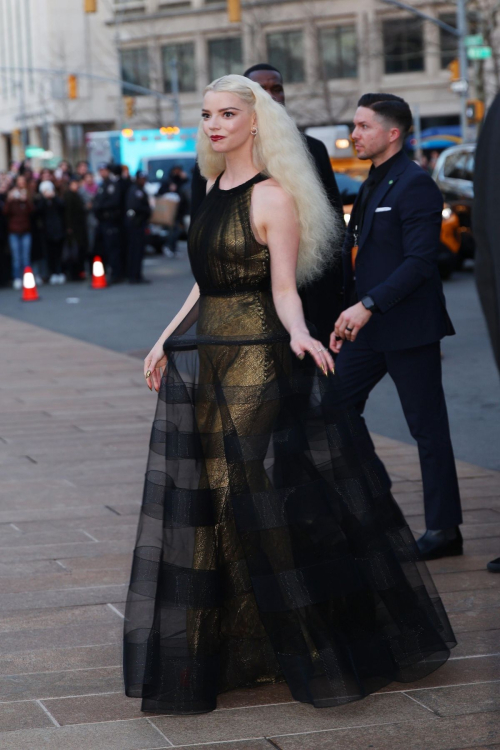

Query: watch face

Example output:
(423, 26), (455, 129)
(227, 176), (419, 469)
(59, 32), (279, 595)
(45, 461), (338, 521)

(363, 297), (375, 311)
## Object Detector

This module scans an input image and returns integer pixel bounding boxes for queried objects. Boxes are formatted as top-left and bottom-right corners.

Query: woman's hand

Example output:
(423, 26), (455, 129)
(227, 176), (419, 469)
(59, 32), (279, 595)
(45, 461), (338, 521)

(290, 332), (335, 376)
(144, 341), (167, 392)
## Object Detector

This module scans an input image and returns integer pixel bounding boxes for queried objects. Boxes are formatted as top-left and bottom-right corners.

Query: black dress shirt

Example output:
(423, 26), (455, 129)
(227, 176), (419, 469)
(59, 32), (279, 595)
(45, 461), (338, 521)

(351, 150), (403, 243)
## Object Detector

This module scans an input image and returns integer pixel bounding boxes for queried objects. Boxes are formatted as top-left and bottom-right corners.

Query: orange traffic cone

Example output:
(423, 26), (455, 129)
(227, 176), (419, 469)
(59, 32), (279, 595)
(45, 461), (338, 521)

(91, 256), (107, 289)
(21, 267), (39, 302)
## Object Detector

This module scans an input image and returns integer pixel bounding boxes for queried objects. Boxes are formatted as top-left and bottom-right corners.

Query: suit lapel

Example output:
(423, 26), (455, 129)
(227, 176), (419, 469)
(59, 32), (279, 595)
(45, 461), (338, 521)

(358, 151), (410, 248)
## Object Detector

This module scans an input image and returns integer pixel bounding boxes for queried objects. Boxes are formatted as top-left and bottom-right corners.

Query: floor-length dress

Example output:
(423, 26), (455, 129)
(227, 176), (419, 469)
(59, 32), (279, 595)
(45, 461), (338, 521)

(124, 172), (456, 714)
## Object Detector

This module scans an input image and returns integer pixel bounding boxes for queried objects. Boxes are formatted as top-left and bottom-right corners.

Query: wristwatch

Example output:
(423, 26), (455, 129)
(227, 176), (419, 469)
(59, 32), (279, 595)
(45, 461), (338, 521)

(361, 295), (378, 313)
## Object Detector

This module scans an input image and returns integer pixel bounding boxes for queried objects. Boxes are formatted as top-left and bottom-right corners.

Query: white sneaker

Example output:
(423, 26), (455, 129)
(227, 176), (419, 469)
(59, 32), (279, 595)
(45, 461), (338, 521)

(162, 247), (175, 259)
(49, 274), (59, 285)
(13, 278), (22, 290)
(57, 274), (66, 284)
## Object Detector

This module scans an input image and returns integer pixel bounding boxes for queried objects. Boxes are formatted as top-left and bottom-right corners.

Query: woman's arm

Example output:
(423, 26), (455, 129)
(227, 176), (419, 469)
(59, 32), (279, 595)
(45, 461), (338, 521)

(144, 175), (214, 392)
(252, 183), (334, 375)
(144, 282), (200, 392)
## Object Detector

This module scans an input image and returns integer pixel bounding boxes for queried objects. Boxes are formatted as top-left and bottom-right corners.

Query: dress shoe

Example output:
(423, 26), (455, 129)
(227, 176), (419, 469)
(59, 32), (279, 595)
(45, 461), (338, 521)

(416, 526), (463, 561)
(487, 557), (500, 573)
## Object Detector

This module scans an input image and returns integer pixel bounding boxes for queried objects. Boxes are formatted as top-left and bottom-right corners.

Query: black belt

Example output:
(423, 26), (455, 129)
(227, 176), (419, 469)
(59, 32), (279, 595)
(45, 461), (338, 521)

(199, 283), (271, 297)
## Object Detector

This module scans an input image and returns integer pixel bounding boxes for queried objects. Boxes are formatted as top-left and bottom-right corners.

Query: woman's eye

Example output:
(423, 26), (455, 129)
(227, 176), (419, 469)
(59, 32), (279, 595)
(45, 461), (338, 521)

(223, 111), (235, 118)
(201, 113), (210, 119)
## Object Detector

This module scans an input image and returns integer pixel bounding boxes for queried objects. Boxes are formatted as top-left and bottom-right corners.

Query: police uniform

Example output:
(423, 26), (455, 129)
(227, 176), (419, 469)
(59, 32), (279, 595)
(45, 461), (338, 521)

(125, 176), (151, 283)
(93, 172), (123, 282)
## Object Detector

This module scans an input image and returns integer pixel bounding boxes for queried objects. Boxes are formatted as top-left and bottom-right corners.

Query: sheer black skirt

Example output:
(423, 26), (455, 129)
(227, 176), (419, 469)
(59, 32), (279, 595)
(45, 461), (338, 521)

(123, 330), (456, 714)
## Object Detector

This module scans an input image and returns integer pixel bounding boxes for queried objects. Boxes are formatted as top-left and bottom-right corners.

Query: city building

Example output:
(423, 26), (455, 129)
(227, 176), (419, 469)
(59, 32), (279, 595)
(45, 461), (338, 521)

(0, 0), (496, 169)
(0, 0), (119, 169)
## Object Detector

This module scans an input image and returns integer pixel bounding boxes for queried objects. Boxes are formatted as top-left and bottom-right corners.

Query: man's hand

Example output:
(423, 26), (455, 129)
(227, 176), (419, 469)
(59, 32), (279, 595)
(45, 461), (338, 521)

(330, 302), (373, 352)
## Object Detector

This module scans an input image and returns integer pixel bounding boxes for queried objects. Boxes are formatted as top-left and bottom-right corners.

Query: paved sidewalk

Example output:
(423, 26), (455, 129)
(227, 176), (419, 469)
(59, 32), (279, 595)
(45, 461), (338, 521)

(0, 313), (499, 750)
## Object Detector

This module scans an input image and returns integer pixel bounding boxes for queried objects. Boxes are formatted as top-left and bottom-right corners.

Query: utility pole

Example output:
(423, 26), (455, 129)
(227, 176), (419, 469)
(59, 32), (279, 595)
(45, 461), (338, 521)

(456, 0), (469, 141)
(378, 0), (468, 140)
(413, 104), (423, 164)
(170, 58), (181, 128)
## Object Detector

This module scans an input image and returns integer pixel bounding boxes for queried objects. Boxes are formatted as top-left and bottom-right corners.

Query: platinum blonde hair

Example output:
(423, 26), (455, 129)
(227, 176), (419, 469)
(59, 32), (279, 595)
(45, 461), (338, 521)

(197, 75), (341, 285)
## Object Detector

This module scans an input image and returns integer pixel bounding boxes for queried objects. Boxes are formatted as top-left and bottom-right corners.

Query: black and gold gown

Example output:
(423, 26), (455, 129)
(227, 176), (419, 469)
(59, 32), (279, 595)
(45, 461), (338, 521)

(123, 172), (456, 714)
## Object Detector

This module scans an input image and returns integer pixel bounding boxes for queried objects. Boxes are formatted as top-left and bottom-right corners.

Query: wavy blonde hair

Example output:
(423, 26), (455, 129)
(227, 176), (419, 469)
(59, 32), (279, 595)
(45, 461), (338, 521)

(197, 74), (341, 285)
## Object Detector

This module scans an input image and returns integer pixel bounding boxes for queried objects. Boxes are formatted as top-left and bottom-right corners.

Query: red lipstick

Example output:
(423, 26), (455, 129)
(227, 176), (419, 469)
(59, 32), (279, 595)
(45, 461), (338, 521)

(210, 135), (225, 142)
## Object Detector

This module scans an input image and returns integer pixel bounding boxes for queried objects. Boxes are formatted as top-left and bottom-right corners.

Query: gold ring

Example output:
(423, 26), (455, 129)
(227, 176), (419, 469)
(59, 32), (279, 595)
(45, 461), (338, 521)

(145, 370), (152, 378)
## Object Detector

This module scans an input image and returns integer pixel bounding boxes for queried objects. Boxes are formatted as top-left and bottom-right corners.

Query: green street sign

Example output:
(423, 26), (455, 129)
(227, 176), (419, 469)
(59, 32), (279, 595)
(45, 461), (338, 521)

(25, 146), (45, 157)
(465, 34), (484, 46)
(467, 46), (492, 60)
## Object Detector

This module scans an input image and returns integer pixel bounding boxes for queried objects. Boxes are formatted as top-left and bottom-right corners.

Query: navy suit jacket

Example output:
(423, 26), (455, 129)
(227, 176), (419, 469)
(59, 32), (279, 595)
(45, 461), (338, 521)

(343, 150), (455, 351)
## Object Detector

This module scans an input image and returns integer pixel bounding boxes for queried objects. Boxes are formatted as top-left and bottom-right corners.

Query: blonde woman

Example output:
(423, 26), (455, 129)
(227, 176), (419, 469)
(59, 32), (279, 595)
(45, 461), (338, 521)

(124, 75), (456, 715)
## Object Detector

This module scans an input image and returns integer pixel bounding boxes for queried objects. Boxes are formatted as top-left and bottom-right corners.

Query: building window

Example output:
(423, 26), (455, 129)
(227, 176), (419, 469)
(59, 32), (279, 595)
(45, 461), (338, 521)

(120, 47), (149, 95)
(162, 43), (196, 93)
(208, 38), (242, 80)
(267, 30), (305, 83)
(439, 14), (458, 69)
(113, 0), (145, 11)
(383, 19), (424, 74)
(319, 26), (357, 79)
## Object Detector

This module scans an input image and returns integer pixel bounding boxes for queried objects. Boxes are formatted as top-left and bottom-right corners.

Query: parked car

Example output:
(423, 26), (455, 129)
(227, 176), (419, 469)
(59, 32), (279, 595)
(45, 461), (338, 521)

(335, 172), (363, 227)
(433, 144), (475, 275)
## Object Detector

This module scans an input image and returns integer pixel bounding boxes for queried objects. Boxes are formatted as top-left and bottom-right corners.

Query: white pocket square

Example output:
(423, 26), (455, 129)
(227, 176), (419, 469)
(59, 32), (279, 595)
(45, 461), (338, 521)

(375, 207), (392, 212)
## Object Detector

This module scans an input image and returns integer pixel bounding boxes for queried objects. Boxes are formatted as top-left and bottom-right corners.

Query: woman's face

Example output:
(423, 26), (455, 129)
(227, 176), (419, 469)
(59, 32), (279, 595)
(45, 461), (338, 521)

(201, 91), (256, 156)
(16, 176), (26, 189)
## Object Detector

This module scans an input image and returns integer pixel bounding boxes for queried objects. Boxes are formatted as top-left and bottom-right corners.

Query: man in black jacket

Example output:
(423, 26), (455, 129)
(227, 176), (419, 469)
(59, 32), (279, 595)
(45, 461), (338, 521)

(125, 171), (152, 284)
(473, 92), (500, 574)
(332, 93), (462, 560)
(190, 63), (345, 345)
(93, 163), (123, 284)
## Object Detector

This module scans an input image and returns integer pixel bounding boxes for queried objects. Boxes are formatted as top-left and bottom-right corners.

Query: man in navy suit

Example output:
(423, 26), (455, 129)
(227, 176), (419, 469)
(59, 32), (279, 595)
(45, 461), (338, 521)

(331, 93), (463, 560)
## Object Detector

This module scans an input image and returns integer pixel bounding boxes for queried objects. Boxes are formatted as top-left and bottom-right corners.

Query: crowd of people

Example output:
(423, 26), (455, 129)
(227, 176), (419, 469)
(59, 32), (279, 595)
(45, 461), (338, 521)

(0, 159), (190, 290)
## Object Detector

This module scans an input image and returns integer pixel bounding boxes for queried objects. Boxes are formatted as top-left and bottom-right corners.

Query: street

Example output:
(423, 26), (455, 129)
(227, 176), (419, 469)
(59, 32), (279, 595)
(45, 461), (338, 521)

(1, 251), (499, 471)
(0, 299), (499, 748)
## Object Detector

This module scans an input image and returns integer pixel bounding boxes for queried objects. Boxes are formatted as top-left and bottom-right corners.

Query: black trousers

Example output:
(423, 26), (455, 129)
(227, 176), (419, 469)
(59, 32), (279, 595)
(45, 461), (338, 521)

(335, 332), (462, 530)
(46, 239), (64, 275)
(100, 221), (122, 281)
(126, 222), (146, 281)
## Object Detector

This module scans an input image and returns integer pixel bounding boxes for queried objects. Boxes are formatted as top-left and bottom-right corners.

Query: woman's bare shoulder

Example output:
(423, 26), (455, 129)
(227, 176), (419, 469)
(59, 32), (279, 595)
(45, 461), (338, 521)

(253, 178), (294, 211)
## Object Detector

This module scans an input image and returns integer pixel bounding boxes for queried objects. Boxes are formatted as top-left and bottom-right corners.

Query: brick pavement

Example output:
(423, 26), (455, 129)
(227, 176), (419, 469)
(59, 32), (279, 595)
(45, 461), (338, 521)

(0, 313), (499, 750)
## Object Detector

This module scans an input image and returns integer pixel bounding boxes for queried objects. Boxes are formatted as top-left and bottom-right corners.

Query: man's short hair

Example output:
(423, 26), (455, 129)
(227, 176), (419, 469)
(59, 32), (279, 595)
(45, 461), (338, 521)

(244, 63), (282, 79)
(357, 93), (413, 138)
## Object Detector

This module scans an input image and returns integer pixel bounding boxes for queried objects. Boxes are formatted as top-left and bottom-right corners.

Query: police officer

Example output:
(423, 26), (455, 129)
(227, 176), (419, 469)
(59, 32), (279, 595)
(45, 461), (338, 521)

(93, 163), (123, 284)
(125, 170), (151, 284)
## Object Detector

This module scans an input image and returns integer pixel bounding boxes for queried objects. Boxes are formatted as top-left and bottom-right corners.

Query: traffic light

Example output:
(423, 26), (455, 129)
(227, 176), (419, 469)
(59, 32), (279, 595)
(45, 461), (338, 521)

(448, 58), (460, 81)
(227, 0), (241, 22)
(124, 96), (136, 118)
(68, 74), (78, 99)
(84, 0), (97, 11)
(466, 99), (485, 124)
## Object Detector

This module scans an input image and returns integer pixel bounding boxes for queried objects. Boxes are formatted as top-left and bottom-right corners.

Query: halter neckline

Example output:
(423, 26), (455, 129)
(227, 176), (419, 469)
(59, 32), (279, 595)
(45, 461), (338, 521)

(214, 172), (269, 194)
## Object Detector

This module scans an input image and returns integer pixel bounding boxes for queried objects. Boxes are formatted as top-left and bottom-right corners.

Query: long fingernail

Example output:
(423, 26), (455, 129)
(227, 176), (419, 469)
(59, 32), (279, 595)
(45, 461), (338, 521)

(297, 353), (304, 360)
